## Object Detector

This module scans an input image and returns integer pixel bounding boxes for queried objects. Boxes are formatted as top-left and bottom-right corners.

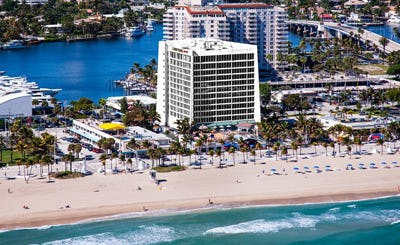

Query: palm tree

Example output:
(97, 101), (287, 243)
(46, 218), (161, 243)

(377, 138), (384, 155)
(62, 153), (75, 172)
(110, 151), (118, 172)
(291, 142), (298, 159)
(347, 145), (352, 159)
(127, 158), (133, 171)
(251, 149), (256, 164)
(255, 142), (262, 159)
(215, 149), (222, 167)
(41, 100), (49, 116)
(228, 147), (236, 165)
(281, 146), (288, 163)
(240, 145), (248, 163)
(379, 37), (389, 63)
(273, 143), (280, 161)
(127, 138), (140, 165)
(313, 142), (318, 155)
(99, 153), (108, 175)
(208, 149), (214, 165)
(330, 142), (335, 157)
(322, 142), (328, 156)
(119, 154), (126, 172)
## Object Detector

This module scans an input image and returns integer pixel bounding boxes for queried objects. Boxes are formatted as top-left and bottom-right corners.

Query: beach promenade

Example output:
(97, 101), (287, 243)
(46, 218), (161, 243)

(1, 141), (399, 230)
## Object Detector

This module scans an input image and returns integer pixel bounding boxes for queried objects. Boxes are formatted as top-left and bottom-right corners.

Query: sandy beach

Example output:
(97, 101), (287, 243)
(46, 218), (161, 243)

(1, 149), (400, 230)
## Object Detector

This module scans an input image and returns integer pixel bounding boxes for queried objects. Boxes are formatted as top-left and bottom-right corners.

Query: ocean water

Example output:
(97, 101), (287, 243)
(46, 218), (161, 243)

(1, 195), (399, 245)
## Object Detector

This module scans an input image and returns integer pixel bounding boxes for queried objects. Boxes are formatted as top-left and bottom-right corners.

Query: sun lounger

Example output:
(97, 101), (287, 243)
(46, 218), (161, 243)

(369, 163), (378, 169)
(313, 166), (321, 173)
(270, 168), (280, 175)
(358, 163), (367, 170)
(293, 167), (303, 174)
(304, 166), (312, 173)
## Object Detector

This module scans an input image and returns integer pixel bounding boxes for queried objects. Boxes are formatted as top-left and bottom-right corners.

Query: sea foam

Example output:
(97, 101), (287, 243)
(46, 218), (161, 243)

(44, 225), (177, 245)
(205, 214), (319, 235)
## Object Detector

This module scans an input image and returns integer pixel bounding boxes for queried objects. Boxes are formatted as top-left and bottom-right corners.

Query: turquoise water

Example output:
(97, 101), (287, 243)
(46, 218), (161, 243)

(1, 196), (399, 244)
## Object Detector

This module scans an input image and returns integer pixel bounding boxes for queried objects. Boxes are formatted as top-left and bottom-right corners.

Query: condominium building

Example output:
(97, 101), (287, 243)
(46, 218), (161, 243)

(157, 39), (261, 128)
(163, 3), (288, 70)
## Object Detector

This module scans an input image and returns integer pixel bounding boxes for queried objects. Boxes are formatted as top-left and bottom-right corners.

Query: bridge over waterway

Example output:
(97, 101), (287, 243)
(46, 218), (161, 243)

(287, 20), (400, 53)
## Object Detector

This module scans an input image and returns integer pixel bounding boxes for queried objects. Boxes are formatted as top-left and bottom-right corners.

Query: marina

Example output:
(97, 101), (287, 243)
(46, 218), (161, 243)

(0, 74), (61, 103)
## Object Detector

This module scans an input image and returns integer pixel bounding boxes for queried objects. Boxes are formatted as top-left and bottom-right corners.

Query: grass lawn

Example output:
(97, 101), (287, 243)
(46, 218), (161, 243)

(356, 64), (389, 75)
(1, 150), (24, 165)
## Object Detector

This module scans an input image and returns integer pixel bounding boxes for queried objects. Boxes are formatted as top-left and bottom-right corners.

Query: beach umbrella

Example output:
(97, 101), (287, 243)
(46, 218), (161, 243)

(369, 163), (376, 168)
(313, 166), (319, 169)
(392, 161), (398, 167)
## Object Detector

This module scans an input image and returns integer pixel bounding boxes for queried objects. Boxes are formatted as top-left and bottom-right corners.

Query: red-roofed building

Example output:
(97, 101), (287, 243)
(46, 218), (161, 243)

(321, 13), (333, 22)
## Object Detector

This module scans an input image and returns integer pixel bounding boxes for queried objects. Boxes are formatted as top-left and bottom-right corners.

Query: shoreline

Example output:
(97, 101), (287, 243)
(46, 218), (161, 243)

(1, 190), (398, 231)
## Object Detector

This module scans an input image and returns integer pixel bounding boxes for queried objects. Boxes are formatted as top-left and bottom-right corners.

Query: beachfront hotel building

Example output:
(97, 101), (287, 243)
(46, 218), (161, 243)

(157, 38), (261, 128)
(162, 3), (288, 71)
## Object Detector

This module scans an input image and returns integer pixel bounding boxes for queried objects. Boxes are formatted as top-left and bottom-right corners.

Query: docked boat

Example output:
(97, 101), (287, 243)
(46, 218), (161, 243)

(146, 20), (154, 32)
(387, 15), (400, 24)
(1, 40), (26, 50)
(0, 75), (61, 103)
(125, 27), (145, 37)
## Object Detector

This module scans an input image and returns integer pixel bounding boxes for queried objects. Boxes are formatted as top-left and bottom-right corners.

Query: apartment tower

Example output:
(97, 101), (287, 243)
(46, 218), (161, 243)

(157, 39), (261, 128)
(163, 3), (288, 70)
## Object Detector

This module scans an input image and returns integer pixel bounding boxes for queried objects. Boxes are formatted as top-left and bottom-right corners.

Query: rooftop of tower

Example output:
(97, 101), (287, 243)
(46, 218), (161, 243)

(165, 38), (257, 56)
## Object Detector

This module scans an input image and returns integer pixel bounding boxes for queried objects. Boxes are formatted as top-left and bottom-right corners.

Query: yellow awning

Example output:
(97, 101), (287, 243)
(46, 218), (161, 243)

(99, 123), (126, 130)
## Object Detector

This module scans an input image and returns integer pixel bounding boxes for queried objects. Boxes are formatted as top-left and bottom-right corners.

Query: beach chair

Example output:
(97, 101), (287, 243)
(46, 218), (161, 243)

(293, 167), (302, 174)
(358, 163), (367, 170)
(369, 163), (378, 169)
(313, 166), (321, 173)
(270, 168), (279, 175)
(381, 162), (390, 169)
(304, 166), (312, 173)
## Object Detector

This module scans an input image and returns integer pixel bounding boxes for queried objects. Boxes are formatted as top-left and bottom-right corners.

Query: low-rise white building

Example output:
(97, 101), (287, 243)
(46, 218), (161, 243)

(0, 92), (32, 118)
(106, 95), (157, 110)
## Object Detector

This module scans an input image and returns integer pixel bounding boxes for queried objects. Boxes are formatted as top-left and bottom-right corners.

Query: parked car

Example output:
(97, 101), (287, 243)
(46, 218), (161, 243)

(91, 148), (104, 153)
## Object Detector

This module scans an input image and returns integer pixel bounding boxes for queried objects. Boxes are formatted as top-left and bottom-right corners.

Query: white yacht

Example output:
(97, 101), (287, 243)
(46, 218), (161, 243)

(387, 15), (400, 24)
(0, 75), (61, 103)
(146, 20), (154, 32)
(1, 40), (26, 50)
(125, 27), (145, 37)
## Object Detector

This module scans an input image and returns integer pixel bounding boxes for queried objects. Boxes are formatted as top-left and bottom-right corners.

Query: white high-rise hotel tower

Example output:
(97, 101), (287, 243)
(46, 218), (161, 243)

(163, 3), (288, 70)
(157, 39), (261, 127)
